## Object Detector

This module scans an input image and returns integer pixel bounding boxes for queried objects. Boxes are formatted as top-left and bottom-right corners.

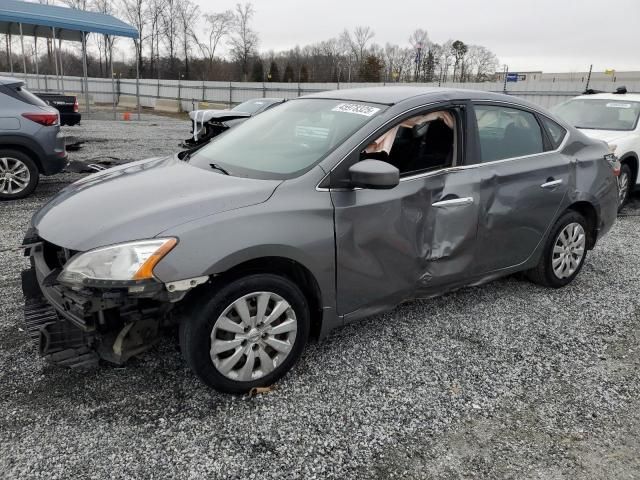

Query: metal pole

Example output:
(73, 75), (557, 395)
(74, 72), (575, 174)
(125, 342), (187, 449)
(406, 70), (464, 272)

(51, 27), (60, 91)
(585, 64), (593, 92)
(135, 40), (141, 120)
(81, 32), (90, 115)
(58, 35), (65, 94)
(34, 33), (40, 91)
(19, 23), (27, 83)
(110, 38), (116, 120)
(8, 28), (14, 75)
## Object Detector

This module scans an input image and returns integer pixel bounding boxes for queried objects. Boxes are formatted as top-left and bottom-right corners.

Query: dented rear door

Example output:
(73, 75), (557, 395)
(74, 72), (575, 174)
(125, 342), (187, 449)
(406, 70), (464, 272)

(332, 167), (480, 318)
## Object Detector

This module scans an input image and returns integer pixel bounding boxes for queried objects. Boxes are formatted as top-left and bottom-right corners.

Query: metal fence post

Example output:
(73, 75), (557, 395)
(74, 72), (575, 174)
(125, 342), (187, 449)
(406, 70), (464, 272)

(297, 82), (301, 97)
(202, 80), (206, 101)
(228, 82), (232, 108)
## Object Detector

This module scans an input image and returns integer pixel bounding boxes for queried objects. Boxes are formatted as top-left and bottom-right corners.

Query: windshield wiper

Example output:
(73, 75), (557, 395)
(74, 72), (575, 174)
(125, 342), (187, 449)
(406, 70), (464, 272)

(209, 163), (230, 175)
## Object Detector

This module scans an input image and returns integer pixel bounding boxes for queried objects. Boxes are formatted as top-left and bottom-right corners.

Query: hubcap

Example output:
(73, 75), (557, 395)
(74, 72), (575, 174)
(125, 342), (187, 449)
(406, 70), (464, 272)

(0, 157), (30, 195)
(618, 171), (629, 206)
(552, 222), (586, 279)
(210, 291), (297, 382)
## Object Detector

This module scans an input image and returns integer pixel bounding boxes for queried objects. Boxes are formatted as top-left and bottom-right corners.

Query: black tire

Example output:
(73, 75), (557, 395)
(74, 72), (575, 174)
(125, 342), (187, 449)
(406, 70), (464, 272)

(526, 210), (589, 288)
(0, 149), (39, 200)
(617, 163), (632, 211)
(180, 274), (310, 393)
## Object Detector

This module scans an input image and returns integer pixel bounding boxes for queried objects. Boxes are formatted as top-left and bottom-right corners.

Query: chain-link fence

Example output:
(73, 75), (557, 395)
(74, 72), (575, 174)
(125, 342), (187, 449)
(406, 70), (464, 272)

(5, 72), (640, 112)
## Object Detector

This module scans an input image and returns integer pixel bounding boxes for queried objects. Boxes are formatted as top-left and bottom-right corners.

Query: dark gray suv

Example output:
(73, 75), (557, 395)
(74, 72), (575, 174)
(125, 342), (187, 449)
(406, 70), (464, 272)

(0, 76), (67, 199)
(21, 87), (618, 393)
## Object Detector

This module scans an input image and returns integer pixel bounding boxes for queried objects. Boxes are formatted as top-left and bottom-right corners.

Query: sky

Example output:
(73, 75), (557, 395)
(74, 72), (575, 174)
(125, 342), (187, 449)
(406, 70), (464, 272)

(192, 0), (640, 73)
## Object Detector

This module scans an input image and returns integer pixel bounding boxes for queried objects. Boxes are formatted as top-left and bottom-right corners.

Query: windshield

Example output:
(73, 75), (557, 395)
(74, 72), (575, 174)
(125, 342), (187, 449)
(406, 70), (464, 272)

(553, 98), (640, 131)
(189, 99), (385, 179)
(232, 99), (273, 114)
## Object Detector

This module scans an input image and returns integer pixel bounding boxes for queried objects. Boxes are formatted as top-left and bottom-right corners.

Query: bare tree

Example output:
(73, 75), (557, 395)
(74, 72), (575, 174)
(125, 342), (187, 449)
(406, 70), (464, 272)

(161, 0), (179, 75)
(228, 2), (259, 81)
(120, 0), (147, 76)
(148, 0), (165, 77)
(352, 26), (374, 66)
(198, 10), (234, 78)
(408, 28), (429, 80)
(177, 0), (199, 79)
(466, 45), (499, 82)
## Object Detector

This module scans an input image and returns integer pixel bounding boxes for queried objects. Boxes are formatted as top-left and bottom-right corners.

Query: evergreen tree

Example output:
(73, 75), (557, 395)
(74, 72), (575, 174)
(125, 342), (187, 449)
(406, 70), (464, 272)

(251, 60), (264, 82)
(300, 64), (310, 82)
(359, 55), (383, 82)
(283, 63), (294, 82)
(268, 60), (280, 81)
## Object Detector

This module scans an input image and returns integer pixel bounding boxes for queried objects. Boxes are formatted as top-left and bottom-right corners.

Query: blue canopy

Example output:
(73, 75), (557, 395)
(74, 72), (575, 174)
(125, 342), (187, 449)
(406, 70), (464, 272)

(0, 0), (138, 41)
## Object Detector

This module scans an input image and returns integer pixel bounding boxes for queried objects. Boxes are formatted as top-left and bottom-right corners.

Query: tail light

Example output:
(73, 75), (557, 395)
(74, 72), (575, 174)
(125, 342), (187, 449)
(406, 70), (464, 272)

(73, 98), (79, 113)
(604, 153), (621, 177)
(22, 113), (59, 126)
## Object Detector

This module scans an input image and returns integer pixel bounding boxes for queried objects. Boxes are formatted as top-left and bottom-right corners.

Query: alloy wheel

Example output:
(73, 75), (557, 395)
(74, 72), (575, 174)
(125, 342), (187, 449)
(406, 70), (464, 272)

(552, 222), (586, 279)
(210, 291), (298, 382)
(0, 157), (31, 195)
(618, 170), (629, 207)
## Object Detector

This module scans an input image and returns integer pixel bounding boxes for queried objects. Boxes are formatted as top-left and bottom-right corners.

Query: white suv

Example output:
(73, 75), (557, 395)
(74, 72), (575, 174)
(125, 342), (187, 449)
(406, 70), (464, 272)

(554, 88), (640, 209)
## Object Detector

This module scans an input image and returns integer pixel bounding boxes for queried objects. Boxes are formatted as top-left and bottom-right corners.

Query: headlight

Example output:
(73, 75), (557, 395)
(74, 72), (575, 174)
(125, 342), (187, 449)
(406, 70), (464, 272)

(58, 238), (177, 285)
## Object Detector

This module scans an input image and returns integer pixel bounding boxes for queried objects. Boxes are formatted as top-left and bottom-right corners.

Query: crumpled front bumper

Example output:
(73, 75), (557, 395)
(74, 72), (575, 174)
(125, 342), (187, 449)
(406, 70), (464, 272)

(21, 229), (171, 368)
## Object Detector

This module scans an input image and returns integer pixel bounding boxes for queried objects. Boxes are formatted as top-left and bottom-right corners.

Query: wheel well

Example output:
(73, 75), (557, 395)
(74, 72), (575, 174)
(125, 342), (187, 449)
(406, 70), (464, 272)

(0, 144), (41, 172)
(620, 154), (638, 187)
(204, 257), (324, 339)
(567, 201), (598, 249)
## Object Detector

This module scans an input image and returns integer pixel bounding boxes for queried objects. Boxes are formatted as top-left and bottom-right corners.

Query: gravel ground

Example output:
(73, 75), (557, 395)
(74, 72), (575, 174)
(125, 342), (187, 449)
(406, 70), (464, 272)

(1, 116), (640, 479)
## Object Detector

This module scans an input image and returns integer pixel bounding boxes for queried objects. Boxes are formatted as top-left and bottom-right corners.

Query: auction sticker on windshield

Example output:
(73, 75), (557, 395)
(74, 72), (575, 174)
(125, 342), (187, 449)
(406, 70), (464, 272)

(606, 102), (632, 109)
(332, 103), (381, 116)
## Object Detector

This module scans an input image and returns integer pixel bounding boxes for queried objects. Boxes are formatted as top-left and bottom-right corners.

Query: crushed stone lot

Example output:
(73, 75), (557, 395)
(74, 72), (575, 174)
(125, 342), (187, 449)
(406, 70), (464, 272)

(1, 115), (640, 479)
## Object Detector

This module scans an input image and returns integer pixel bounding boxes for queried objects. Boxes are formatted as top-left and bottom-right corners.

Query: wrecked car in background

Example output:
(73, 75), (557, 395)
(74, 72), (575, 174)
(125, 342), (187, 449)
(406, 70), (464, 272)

(22, 87), (619, 393)
(184, 97), (285, 148)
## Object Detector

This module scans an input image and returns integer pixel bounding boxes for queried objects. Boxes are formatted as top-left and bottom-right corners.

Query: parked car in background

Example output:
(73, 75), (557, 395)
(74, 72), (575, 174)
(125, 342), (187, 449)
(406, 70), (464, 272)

(36, 93), (81, 126)
(22, 87), (618, 393)
(553, 87), (640, 209)
(0, 76), (67, 200)
(184, 97), (285, 147)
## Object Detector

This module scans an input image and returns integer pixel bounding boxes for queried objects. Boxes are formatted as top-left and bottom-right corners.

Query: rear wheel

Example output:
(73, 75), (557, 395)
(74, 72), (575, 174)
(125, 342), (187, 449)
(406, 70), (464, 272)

(617, 163), (631, 211)
(180, 274), (309, 393)
(526, 210), (588, 288)
(0, 150), (39, 200)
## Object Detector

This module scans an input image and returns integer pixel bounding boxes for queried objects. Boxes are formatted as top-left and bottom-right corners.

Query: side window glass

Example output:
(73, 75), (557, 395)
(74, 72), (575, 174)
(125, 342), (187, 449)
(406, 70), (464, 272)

(361, 110), (456, 177)
(475, 105), (544, 162)
(540, 116), (567, 149)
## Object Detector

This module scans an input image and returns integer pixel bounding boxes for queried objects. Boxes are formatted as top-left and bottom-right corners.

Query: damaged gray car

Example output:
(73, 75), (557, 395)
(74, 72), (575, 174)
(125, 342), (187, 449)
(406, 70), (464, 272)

(22, 87), (619, 393)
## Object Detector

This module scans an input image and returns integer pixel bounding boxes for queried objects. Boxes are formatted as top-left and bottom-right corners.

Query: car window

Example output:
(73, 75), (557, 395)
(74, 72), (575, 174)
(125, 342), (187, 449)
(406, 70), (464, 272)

(540, 116), (567, 149)
(2, 83), (48, 107)
(475, 105), (544, 162)
(232, 99), (270, 114)
(553, 98), (640, 131)
(360, 110), (456, 177)
(189, 99), (385, 179)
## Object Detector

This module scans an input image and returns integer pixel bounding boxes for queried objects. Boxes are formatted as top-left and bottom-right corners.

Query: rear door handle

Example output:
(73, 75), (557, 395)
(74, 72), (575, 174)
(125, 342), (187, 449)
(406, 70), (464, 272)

(540, 179), (563, 189)
(432, 197), (474, 207)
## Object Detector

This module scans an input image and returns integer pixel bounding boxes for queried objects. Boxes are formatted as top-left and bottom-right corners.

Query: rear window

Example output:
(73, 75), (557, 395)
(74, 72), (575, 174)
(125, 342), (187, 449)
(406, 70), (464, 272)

(4, 83), (48, 107)
(540, 116), (567, 149)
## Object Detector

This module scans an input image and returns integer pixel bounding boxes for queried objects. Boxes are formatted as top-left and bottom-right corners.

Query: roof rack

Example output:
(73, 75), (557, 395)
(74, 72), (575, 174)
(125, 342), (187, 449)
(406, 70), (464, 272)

(613, 86), (627, 94)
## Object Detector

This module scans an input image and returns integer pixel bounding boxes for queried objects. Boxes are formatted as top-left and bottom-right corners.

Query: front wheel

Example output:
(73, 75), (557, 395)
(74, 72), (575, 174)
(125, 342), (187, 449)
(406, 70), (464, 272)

(180, 274), (309, 393)
(526, 210), (588, 288)
(617, 163), (631, 211)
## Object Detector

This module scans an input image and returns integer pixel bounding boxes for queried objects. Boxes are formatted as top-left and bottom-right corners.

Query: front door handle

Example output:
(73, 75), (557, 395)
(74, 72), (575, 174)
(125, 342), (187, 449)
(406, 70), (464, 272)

(540, 179), (563, 189)
(432, 197), (474, 208)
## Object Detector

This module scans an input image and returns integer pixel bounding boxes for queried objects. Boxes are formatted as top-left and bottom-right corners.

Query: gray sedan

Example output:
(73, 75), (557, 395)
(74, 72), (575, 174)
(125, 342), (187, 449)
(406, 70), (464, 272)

(22, 87), (619, 393)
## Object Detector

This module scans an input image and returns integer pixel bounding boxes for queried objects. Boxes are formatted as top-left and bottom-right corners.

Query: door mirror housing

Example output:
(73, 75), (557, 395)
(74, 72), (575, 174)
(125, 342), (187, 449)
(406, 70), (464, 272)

(348, 159), (399, 190)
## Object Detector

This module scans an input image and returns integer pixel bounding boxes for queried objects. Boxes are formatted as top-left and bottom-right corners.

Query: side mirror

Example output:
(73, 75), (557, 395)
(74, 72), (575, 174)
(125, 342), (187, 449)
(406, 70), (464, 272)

(348, 159), (399, 190)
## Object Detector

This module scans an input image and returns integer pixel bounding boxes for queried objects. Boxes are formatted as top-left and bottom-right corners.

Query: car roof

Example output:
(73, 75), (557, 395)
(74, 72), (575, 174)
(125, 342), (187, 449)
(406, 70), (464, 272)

(571, 92), (640, 102)
(0, 75), (23, 86)
(301, 86), (530, 107)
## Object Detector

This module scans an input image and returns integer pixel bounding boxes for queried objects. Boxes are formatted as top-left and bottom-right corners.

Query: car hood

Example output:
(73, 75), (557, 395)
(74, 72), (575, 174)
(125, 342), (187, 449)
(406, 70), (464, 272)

(577, 128), (633, 144)
(32, 155), (281, 251)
